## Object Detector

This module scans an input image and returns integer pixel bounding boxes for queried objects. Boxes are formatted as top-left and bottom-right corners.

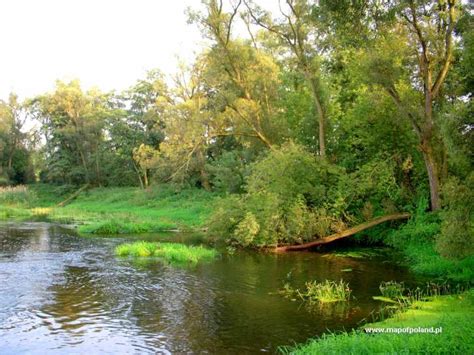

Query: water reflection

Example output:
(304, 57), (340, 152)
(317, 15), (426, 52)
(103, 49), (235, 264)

(0, 223), (418, 353)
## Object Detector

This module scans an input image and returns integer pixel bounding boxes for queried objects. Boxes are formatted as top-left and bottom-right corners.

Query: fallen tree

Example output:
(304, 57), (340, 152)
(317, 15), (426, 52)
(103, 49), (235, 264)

(274, 213), (411, 252)
(57, 184), (90, 207)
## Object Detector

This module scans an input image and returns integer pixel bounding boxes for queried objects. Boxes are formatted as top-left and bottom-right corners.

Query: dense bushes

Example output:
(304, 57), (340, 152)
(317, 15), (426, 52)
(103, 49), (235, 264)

(436, 173), (474, 260)
(208, 143), (408, 248)
(386, 197), (474, 282)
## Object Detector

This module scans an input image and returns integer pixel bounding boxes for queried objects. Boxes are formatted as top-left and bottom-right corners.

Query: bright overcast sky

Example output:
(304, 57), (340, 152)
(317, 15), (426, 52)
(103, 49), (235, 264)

(0, 0), (281, 101)
(0, 0), (204, 99)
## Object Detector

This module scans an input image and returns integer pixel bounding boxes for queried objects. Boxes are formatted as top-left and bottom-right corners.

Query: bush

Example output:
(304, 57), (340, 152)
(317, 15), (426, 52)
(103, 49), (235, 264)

(245, 142), (342, 207)
(206, 150), (248, 193)
(386, 198), (440, 249)
(207, 143), (347, 247)
(386, 197), (474, 282)
(208, 143), (410, 248)
(436, 174), (474, 260)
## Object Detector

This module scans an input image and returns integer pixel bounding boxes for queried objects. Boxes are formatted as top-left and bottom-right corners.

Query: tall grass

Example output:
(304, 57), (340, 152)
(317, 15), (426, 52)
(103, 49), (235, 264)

(115, 241), (218, 264)
(0, 185), (35, 205)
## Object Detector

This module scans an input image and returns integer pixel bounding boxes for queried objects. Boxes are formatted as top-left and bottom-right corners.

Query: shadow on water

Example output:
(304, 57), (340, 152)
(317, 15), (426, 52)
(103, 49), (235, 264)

(0, 222), (421, 353)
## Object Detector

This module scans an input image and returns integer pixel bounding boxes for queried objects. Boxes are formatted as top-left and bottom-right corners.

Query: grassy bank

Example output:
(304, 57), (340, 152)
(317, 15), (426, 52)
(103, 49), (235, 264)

(284, 290), (474, 354)
(0, 184), (217, 234)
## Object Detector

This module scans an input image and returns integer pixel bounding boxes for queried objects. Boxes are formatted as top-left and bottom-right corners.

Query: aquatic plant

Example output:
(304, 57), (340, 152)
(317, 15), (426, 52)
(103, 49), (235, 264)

(279, 280), (352, 303)
(115, 241), (218, 264)
(304, 280), (352, 303)
(379, 281), (405, 299)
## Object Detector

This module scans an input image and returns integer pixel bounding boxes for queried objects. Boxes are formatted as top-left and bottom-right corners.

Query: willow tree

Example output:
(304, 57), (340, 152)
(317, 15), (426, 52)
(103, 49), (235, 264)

(189, 0), (282, 149)
(155, 59), (213, 190)
(245, 0), (328, 157)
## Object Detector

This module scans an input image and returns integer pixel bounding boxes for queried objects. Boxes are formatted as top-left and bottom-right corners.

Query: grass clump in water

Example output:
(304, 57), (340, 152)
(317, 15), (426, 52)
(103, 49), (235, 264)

(280, 280), (352, 303)
(379, 281), (405, 299)
(115, 241), (218, 264)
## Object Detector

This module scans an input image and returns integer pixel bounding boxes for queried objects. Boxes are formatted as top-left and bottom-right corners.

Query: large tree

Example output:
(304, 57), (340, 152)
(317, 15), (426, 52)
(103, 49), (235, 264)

(245, 0), (329, 157)
(362, 0), (461, 210)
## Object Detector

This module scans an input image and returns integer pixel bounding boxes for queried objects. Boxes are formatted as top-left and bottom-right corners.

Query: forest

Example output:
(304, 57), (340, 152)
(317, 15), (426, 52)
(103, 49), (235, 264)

(0, 0), (473, 354)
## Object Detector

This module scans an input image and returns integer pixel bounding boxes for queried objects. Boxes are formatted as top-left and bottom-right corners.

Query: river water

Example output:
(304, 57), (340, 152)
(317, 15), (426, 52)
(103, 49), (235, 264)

(0, 222), (416, 354)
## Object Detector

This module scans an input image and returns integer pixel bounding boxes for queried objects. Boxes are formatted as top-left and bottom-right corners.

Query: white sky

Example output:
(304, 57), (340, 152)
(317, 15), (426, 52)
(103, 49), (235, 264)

(0, 0), (282, 101)
(0, 0), (204, 99)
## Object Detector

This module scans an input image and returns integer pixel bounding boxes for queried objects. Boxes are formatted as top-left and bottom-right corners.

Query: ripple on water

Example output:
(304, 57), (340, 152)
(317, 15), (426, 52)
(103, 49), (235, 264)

(0, 222), (418, 354)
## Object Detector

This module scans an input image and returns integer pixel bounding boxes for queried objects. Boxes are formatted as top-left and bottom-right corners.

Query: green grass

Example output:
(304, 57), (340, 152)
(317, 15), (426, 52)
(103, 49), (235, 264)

(115, 241), (218, 264)
(284, 290), (474, 354)
(400, 242), (474, 283)
(1, 184), (217, 234)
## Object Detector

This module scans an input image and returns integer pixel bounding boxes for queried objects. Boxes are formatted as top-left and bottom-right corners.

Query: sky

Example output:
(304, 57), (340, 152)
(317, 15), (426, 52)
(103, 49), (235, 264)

(0, 0), (282, 101)
(0, 0), (203, 99)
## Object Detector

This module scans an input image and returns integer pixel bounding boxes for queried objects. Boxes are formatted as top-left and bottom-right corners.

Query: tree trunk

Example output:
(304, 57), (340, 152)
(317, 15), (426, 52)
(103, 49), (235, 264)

(308, 76), (326, 158)
(274, 213), (411, 252)
(57, 184), (89, 207)
(132, 161), (145, 189)
(421, 144), (441, 210)
(143, 169), (149, 188)
(197, 149), (211, 191)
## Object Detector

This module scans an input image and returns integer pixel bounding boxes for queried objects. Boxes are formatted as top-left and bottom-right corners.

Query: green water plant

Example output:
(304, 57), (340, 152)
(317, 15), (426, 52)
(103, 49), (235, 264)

(280, 280), (352, 303)
(379, 281), (405, 299)
(115, 241), (218, 264)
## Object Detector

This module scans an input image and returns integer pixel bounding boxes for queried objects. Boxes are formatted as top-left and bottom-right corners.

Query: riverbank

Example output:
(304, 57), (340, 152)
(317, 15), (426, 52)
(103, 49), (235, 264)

(2, 185), (472, 282)
(285, 290), (474, 354)
(0, 184), (217, 234)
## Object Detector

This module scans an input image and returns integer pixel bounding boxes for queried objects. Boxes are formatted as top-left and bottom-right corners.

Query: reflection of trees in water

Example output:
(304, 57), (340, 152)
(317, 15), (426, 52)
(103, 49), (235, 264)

(124, 263), (221, 353)
(40, 253), (222, 353)
(2, 224), (418, 353)
(302, 300), (352, 319)
(204, 252), (416, 352)
(0, 223), (51, 256)
(40, 265), (108, 337)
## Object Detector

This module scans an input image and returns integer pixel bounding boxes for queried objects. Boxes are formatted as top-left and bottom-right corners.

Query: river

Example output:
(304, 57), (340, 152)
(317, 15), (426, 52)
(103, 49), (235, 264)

(0, 222), (417, 354)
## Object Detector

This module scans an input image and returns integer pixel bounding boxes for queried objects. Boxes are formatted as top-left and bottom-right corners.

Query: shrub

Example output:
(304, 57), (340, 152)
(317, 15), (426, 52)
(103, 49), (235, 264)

(206, 150), (248, 193)
(233, 212), (260, 247)
(386, 198), (440, 249)
(207, 143), (346, 247)
(436, 174), (474, 260)
(245, 142), (342, 207)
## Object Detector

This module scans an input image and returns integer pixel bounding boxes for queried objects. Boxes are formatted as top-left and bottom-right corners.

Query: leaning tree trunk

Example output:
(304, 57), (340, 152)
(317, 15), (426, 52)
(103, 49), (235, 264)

(274, 213), (411, 252)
